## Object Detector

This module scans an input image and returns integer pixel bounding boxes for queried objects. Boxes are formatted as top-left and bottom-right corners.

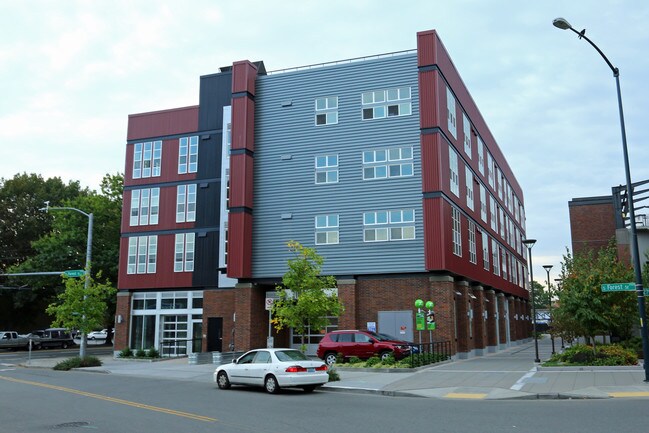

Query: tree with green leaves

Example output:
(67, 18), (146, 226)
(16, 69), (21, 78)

(555, 241), (636, 350)
(46, 273), (116, 342)
(271, 241), (343, 350)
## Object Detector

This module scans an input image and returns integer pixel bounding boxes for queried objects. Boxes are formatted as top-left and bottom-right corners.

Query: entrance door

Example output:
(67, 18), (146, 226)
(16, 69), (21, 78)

(207, 317), (223, 352)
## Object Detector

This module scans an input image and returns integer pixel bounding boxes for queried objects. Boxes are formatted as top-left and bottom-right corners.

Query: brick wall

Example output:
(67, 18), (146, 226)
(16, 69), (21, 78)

(569, 200), (616, 255)
(114, 292), (131, 351)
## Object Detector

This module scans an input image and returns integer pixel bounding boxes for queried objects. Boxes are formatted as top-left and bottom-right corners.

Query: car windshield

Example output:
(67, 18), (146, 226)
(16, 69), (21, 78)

(275, 350), (309, 362)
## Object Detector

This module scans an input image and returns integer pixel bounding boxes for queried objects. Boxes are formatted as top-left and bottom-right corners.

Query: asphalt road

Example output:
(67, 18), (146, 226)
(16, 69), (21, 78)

(0, 345), (113, 364)
(1, 366), (648, 433)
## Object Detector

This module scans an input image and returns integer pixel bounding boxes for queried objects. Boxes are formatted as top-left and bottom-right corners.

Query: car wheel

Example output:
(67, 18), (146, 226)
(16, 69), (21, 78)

(302, 385), (316, 393)
(61, 342), (69, 349)
(324, 352), (337, 365)
(216, 371), (231, 389)
(89, 336), (95, 340)
(380, 351), (392, 362)
(264, 375), (280, 394)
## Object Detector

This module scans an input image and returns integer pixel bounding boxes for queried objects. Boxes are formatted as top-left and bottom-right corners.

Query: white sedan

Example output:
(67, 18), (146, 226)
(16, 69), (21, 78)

(214, 348), (329, 394)
(87, 329), (108, 340)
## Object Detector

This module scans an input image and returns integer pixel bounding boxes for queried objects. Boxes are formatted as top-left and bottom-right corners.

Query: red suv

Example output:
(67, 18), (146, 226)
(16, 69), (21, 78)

(317, 330), (414, 365)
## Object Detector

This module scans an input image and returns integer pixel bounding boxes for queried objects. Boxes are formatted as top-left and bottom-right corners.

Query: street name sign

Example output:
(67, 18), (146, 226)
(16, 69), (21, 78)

(601, 283), (649, 296)
(63, 270), (85, 278)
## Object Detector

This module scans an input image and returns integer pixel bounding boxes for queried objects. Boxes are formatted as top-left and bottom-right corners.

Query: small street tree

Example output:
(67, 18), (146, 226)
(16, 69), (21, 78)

(46, 272), (117, 341)
(555, 242), (635, 351)
(271, 241), (343, 350)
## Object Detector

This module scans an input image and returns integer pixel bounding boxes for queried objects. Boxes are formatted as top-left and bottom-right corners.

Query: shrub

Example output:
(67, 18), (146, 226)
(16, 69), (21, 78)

(135, 348), (147, 358)
(365, 356), (381, 367)
(327, 367), (340, 382)
(147, 347), (160, 358)
(53, 356), (102, 371)
(620, 337), (643, 358)
(549, 343), (637, 366)
(348, 356), (361, 364)
(336, 352), (345, 364)
(118, 348), (133, 358)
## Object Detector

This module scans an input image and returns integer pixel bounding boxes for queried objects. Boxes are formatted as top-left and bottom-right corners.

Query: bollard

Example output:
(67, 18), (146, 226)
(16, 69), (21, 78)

(188, 353), (198, 365)
(212, 352), (222, 364)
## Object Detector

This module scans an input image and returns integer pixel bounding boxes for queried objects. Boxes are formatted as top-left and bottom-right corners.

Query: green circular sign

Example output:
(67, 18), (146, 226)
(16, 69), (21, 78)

(415, 299), (424, 308)
(425, 301), (434, 309)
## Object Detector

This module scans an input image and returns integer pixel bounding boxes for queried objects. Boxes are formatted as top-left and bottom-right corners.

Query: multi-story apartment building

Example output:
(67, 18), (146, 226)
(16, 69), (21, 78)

(115, 30), (531, 359)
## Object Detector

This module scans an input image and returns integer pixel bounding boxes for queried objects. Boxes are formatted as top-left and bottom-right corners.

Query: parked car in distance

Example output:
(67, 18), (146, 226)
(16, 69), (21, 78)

(87, 329), (108, 340)
(31, 328), (75, 349)
(317, 329), (415, 365)
(214, 348), (328, 394)
(0, 331), (39, 350)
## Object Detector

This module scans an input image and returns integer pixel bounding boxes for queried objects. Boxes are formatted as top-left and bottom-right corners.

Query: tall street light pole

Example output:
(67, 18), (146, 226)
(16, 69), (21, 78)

(522, 239), (540, 363)
(553, 17), (649, 382)
(41, 203), (93, 359)
(543, 264), (555, 355)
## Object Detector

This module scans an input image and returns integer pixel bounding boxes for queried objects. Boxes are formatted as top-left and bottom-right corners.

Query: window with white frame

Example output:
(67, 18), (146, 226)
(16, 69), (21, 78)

(315, 155), (338, 184)
(505, 182), (511, 211)
(477, 137), (485, 176)
(174, 233), (195, 272)
(489, 195), (497, 231)
(363, 209), (415, 242)
(482, 231), (489, 270)
(492, 240), (500, 276)
(446, 86), (457, 139)
(514, 196), (520, 222)
(452, 207), (462, 256)
(449, 146), (459, 196)
(178, 136), (199, 174)
(315, 96), (338, 126)
(362, 87), (411, 120)
(499, 207), (505, 238)
(480, 184), (487, 222)
(315, 214), (339, 245)
(465, 166), (474, 211)
(130, 187), (160, 226)
(176, 184), (197, 223)
(497, 169), (504, 200)
(468, 221), (477, 264)
(133, 141), (162, 179)
(501, 249), (508, 281)
(463, 113), (472, 158)
(127, 235), (157, 275)
(363, 146), (413, 180)
(487, 152), (495, 189)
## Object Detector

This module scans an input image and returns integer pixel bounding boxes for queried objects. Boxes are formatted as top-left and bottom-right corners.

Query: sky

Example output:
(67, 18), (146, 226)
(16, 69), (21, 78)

(1, 0), (647, 285)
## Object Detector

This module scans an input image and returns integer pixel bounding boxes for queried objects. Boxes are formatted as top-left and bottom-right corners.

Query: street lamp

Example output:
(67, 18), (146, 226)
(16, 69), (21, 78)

(542, 264), (555, 355)
(41, 202), (94, 359)
(522, 239), (540, 363)
(553, 17), (649, 382)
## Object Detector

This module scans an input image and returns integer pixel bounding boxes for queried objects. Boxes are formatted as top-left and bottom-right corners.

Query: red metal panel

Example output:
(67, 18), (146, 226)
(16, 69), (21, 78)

(231, 97), (255, 152)
(418, 70), (439, 130)
(423, 197), (445, 270)
(227, 212), (253, 278)
(229, 154), (254, 209)
(232, 61), (258, 96)
(416, 30), (438, 68)
(127, 106), (199, 142)
(117, 235), (193, 290)
(420, 133), (443, 193)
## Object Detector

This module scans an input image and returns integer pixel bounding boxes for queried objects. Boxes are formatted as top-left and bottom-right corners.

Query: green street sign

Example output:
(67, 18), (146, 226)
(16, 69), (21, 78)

(601, 283), (635, 292)
(63, 270), (85, 278)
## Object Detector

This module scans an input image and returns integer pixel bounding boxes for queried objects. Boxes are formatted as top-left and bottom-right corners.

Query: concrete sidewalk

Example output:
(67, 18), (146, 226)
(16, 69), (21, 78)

(16, 337), (649, 400)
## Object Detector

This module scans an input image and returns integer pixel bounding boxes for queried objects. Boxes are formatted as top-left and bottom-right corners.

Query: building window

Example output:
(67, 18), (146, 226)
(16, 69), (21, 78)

(501, 249), (508, 281)
(176, 184), (197, 223)
(468, 221), (477, 264)
(363, 209), (415, 242)
(482, 232), (489, 271)
(315, 214), (339, 245)
(178, 136), (199, 174)
(449, 146), (459, 196)
(463, 113), (472, 158)
(315, 155), (338, 184)
(499, 207), (505, 238)
(492, 240), (500, 276)
(362, 87), (411, 120)
(452, 207), (462, 256)
(127, 235), (157, 274)
(477, 137), (485, 176)
(130, 188), (160, 226)
(465, 166), (474, 211)
(489, 195), (497, 231)
(480, 184), (487, 223)
(363, 146), (413, 180)
(497, 168), (504, 200)
(174, 233), (195, 272)
(315, 97), (338, 125)
(487, 152), (495, 189)
(446, 86), (457, 139)
(133, 141), (162, 179)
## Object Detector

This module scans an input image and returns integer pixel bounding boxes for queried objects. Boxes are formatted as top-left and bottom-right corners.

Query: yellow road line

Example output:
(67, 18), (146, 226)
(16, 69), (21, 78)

(0, 375), (216, 423)
(608, 391), (649, 398)
(444, 392), (487, 399)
